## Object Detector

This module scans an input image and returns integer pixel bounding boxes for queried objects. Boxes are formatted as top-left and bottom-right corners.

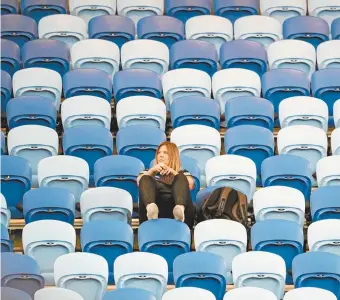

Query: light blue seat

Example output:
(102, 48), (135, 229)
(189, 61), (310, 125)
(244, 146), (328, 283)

(103, 288), (156, 300)
(1, 0), (18, 15)
(1, 70), (12, 116)
(0, 193), (11, 228)
(1, 287), (32, 300)
(0, 132), (5, 155)
(21, 0), (67, 23)
(165, 0), (211, 23)
(34, 287), (84, 300)
(332, 17), (340, 39)
(311, 186), (340, 221)
(1, 224), (13, 252)
(1, 39), (20, 77)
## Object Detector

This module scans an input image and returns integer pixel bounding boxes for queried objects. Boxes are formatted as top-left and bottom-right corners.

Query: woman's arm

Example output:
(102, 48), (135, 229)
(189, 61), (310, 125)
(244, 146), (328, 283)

(186, 175), (195, 191)
(137, 164), (164, 186)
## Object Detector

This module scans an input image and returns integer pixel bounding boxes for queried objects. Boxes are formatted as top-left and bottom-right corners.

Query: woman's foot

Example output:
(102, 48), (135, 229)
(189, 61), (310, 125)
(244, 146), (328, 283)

(146, 203), (159, 220)
(173, 205), (185, 222)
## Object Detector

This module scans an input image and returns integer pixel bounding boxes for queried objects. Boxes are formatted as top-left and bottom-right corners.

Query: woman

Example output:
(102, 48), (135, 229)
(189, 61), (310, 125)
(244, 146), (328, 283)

(137, 142), (196, 228)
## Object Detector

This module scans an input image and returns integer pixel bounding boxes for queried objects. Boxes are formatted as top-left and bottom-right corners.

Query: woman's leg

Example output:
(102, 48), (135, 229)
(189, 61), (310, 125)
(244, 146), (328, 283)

(138, 175), (158, 224)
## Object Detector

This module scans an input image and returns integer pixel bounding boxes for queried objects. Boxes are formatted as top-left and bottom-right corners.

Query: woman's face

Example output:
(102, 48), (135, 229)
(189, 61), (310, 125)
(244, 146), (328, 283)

(157, 145), (169, 165)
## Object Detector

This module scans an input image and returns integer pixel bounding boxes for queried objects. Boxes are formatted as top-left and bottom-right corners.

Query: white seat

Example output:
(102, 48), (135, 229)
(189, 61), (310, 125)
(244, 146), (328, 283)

(205, 154), (257, 202)
(170, 124), (221, 186)
(71, 39), (120, 79)
(234, 15), (282, 49)
(194, 219), (247, 284)
(283, 287), (337, 300)
(12, 68), (62, 108)
(232, 251), (286, 300)
(162, 69), (211, 111)
(253, 186), (305, 226)
(308, 0), (340, 27)
(332, 127), (340, 154)
(116, 96), (166, 130)
(162, 287), (216, 300)
(223, 287), (277, 300)
(279, 96), (329, 132)
(212, 69), (261, 115)
(121, 40), (169, 75)
(80, 187), (133, 223)
(0, 193), (10, 228)
(35, 287), (84, 300)
(23, 220), (76, 285)
(268, 40), (316, 79)
(316, 156), (340, 187)
(7, 125), (59, 188)
(334, 100), (340, 128)
(54, 253), (108, 300)
(61, 95), (112, 130)
(39, 15), (88, 48)
(114, 252), (168, 300)
(317, 40), (340, 70)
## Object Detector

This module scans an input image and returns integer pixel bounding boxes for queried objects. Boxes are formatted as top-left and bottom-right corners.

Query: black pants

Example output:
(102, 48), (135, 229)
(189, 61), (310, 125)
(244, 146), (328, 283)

(138, 173), (196, 229)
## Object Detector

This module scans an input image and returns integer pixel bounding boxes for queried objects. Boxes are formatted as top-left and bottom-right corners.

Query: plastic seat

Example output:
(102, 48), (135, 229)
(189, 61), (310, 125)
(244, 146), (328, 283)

(215, 0), (259, 24)
(22, 220), (76, 285)
(335, 100), (340, 128)
(116, 96), (166, 130)
(12, 68), (62, 109)
(180, 155), (200, 201)
(311, 186), (340, 221)
(317, 156), (340, 187)
(1, 253), (44, 298)
(1, 39), (20, 77)
(308, 0), (340, 28)
(1, 287), (31, 300)
(0, 15), (38, 48)
(54, 253), (108, 300)
(223, 287), (277, 300)
(163, 287), (216, 300)
(220, 40), (267, 76)
(71, 39), (120, 79)
(232, 251), (286, 299)
(162, 69), (211, 111)
(1, 0), (18, 15)
(61, 95), (112, 130)
(35, 287), (84, 300)
(1, 132), (5, 154)
(1, 224), (13, 252)
(170, 40), (218, 77)
(332, 17), (340, 39)
(1, 70), (12, 115)
(21, 0), (67, 23)
(1, 193), (11, 228)
(284, 287), (337, 300)
(194, 219), (247, 284)
(283, 16), (329, 49)
(332, 128), (340, 154)
(104, 289), (156, 300)
(317, 40), (340, 70)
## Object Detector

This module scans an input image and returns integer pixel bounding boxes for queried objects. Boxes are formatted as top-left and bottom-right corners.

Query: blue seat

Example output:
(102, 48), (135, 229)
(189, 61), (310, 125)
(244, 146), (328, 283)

(173, 252), (228, 300)
(214, 0), (259, 24)
(261, 155), (313, 200)
(171, 96), (220, 130)
(63, 69), (113, 102)
(1, 39), (20, 77)
(1, 287), (32, 300)
(1, 253), (44, 298)
(293, 251), (340, 298)
(7, 96), (57, 129)
(1, 155), (32, 219)
(1, 132), (5, 154)
(311, 186), (340, 221)
(113, 69), (162, 102)
(1, 224), (13, 252)
(1, 0), (18, 15)
(22, 40), (70, 77)
(116, 125), (166, 168)
(1, 70), (12, 115)
(332, 17), (340, 39)
(103, 288), (156, 300)
(139, 219), (191, 284)
(252, 219), (304, 284)
(181, 155), (200, 202)
(21, 0), (68, 23)
(165, 0), (211, 23)
(81, 220), (134, 284)
(170, 40), (218, 77)
(283, 16), (329, 49)
(138, 16), (185, 49)
(0, 15), (38, 48)
(23, 187), (75, 224)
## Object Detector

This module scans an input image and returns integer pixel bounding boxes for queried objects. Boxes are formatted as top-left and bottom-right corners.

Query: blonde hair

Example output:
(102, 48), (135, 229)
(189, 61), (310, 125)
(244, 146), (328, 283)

(155, 142), (181, 172)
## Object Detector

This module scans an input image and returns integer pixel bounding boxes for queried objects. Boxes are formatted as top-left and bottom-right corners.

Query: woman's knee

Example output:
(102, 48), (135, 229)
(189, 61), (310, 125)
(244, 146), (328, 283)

(139, 175), (155, 185)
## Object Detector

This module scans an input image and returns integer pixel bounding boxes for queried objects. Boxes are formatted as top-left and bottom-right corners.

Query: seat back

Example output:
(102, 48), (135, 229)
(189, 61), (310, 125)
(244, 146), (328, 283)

(308, 0), (340, 27)
(0, 39), (20, 77)
(311, 186), (340, 221)
(284, 287), (337, 300)
(1, 70), (12, 116)
(317, 156), (340, 187)
(163, 287), (215, 300)
(317, 40), (340, 70)
(0, 193), (11, 227)
(103, 288), (156, 300)
(34, 287), (84, 300)
(332, 17), (340, 39)
(224, 287), (277, 300)
(1, 0), (18, 15)
(0, 287), (32, 300)
(1, 224), (13, 252)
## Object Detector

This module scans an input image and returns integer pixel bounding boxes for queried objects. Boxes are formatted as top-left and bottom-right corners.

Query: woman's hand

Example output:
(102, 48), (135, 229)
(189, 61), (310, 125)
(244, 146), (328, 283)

(160, 166), (178, 176)
(151, 163), (166, 173)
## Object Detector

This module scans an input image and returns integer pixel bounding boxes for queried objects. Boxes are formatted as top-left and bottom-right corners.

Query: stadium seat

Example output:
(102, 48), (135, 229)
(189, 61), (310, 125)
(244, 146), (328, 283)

(116, 96), (166, 130)
(317, 156), (340, 187)
(138, 16), (185, 49)
(116, 125), (166, 168)
(311, 186), (340, 221)
(21, 0), (67, 23)
(38, 14), (87, 48)
(1, 287), (31, 300)
(0, 0), (18, 15)
(22, 220), (76, 285)
(219, 40), (267, 76)
(308, 0), (340, 27)
(332, 17), (340, 39)
(1, 70), (12, 116)
(284, 287), (337, 300)
(71, 39), (120, 79)
(332, 128), (340, 154)
(114, 252), (168, 299)
(232, 251), (286, 299)
(253, 186), (305, 226)
(1, 193), (10, 227)
(170, 40), (218, 77)
(0, 132), (5, 154)
(0, 15), (38, 48)
(1, 224), (13, 252)
(171, 124), (221, 186)
(35, 287), (84, 300)
(335, 100), (340, 128)
(121, 40), (169, 75)
(1, 156), (32, 219)
(170, 96), (220, 130)
(139, 219), (191, 284)
(223, 287), (277, 300)
(225, 96), (274, 130)
(165, 0), (211, 24)
(103, 288), (156, 300)
(8, 125), (59, 187)
(54, 252), (108, 300)
(173, 252), (227, 300)
(88, 15), (135, 49)
(163, 287), (216, 300)
(80, 187), (133, 223)
(81, 219), (134, 284)
(162, 69), (211, 111)
(283, 16), (329, 49)
(1, 39), (20, 77)
(317, 40), (340, 70)
(12, 68), (62, 109)
(0, 253), (44, 298)
(194, 219), (247, 284)
(251, 219), (304, 284)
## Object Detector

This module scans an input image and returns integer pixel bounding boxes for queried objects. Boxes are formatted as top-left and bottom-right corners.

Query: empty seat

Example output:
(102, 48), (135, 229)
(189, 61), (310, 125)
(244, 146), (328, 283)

(1, 287), (31, 300)
(180, 155), (201, 202)
(12, 68), (62, 108)
(332, 127), (340, 155)
(54, 253), (108, 300)
(103, 288), (156, 300)
(1, 15), (38, 47)
(1, 0), (18, 15)
(35, 287), (84, 300)
(21, 0), (67, 23)
(1, 193), (11, 227)
(1, 224), (13, 252)
(39, 14), (87, 48)
(1, 132), (5, 154)
(308, 0), (340, 27)
(232, 251), (286, 299)
(332, 17), (340, 39)
(283, 16), (329, 49)
(223, 287), (277, 300)
(335, 100), (340, 128)
(311, 186), (340, 221)
(116, 96), (166, 130)
(284, 287), (337, 300)
(1, 70), (12, 115)
(163, 287), (215, 300)
(317, 40), (340, 70)
(1, 39), (20, 77)
(194, 219), (247, 284)
(317, 156), (340, 187)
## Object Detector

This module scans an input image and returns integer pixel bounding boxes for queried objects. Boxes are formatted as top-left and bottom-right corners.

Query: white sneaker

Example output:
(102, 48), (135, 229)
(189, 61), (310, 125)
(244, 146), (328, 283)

(146, 203), (159, 220)
(173, 205), (185, 222)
